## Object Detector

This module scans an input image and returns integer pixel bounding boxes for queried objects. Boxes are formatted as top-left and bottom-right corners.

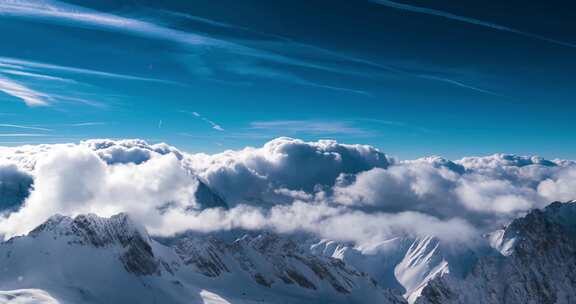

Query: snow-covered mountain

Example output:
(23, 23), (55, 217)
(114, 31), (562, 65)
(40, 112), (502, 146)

(311, 201), (576, 304)
(417, 201), (576, 304)
(0, 213), (404, 304)
(2, 201), (576, 303)
(311, 235), (480, 303)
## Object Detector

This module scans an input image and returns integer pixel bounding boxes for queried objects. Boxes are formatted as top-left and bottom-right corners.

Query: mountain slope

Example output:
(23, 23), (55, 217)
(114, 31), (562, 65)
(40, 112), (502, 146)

(417, 201), (576, 304)
(311, 236), (476, 303)
(3, 201), (576, 303)
(0, 213), (404, 304)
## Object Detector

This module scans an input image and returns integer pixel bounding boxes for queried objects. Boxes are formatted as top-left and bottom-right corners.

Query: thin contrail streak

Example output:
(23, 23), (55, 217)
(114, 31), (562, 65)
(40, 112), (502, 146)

(0, 124), (52, 131)
(371, 0), (576, 49)
(418, 75), (504, 97)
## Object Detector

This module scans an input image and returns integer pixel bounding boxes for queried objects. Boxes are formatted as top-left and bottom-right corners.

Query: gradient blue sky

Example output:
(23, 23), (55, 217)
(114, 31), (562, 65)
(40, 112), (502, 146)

(0, 0), (574, 159)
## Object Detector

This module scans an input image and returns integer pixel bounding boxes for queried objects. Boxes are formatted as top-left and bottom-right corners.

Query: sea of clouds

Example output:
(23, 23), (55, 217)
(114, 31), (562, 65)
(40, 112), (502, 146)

(0, 137), (575, 246)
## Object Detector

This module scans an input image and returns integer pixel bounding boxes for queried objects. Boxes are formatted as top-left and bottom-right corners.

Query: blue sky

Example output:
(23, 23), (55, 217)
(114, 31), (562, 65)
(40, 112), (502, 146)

(0, 0), (574, 159)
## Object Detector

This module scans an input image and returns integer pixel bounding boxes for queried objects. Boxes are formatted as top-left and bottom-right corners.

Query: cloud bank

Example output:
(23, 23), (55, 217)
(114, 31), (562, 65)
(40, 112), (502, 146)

(0, 138), (575, 247)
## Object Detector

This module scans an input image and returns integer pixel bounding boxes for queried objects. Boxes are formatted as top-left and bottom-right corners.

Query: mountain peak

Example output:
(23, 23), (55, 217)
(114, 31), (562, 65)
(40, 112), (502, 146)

(28, 212), (159, 276)
(30, 212), (145, 245)
(417, 201), (576, 304)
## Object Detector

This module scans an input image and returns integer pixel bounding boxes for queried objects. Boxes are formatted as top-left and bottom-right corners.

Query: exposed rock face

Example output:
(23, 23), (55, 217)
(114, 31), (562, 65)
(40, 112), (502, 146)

(417, 201), (576, 304)
(0, 165), (32, 212)
(193, 179), (228, 209)
(175, 232), (396, 297)
(174, 236), (229, 277)
(29, 213), (160, 276)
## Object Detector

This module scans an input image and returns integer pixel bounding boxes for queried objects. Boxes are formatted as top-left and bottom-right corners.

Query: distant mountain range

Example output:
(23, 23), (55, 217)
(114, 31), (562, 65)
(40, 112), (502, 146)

(1, 201), (576, 303)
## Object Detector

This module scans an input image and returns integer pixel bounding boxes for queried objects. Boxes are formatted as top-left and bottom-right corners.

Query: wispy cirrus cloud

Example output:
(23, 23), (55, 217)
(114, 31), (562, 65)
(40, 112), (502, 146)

(0, 56), (176, 107)
(0, 133), (51, 137)
(248, 118), (432, 138)
(160, 10), (249, 31)
(168, 10), (498, 97)
(0, 0), (212, 46)
(176, 9), (513, 98)
(0, 0), (334, 71)
(370, 0), (576, 49)
(0, 69), (77, 84)
(358, 118), (431, 133)
(0, 124), (52, 132)
(250, 120), (374, 137)
(171, 11), (508, 98)
(67, 122), (107, 127)
(0, 57), (156, 108)
(226, 65), (371, 97)
(0, 75), (50, 106)
(167, 12), (502, 97)
(0, 1), (373, 96)
(418, 74), (504, 97)
(38, 122), (109, 128)
(183, 119), (415, 140)
(0, 57), (173, 84)
(0, 0), (506, 99)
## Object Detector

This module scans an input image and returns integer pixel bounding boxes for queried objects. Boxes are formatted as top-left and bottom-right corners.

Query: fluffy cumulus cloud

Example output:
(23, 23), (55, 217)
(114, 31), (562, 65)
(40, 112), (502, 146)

(327, 156), (551, 228)
(0, 137), (575, 246)
(82, 139), (182, 165)
(186, 137), (392, 204)
(0, 144), (199, 238)
(538, 167), (576, 202)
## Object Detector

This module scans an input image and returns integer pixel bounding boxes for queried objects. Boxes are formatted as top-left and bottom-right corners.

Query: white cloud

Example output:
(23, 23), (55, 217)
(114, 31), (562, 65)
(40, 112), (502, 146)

(0, 1), (351, 75)
(250, 120), (372, 136)
(328, 155), (559, 229)
(0, 0), (507, 98)
(0, 69), (77, 83)
(0, 56), (172, 108)
(0, 56), (174, 84)
(0, 147), (107, 236)
(0, 0), (212, 47)
(0, 138), (574, 247)
(0, 75), (50, 106)
(0, 1), (378, 95)
(0, 133), (51, 137)
(67, 122), (107, 127)
(82, 139), (182, 165)
(0, 145), (197, 238)
(0, 124), (52, 132)
(150, 201), (477, 244)
(537, 167), (576, 202)
(187, 137), (392, 203)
